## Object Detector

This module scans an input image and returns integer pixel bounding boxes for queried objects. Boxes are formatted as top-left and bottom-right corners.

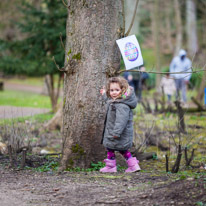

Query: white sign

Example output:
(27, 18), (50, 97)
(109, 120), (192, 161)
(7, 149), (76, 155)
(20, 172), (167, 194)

(116, 35), (143, 70)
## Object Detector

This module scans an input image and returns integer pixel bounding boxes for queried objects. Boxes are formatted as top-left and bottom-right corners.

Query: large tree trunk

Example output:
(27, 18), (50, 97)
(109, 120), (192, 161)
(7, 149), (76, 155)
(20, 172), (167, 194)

(186, 0), (198, 56)
(60, 0), (123, 170)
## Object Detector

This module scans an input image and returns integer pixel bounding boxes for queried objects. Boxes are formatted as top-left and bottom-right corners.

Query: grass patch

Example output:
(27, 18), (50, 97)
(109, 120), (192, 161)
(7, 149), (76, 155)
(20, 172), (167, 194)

(0, 75), (63, 88)
(0, 77), (44, 87)
(0, 90), (51, 108)
(0, 112), (54, 125)
(32, 157), (59, 172)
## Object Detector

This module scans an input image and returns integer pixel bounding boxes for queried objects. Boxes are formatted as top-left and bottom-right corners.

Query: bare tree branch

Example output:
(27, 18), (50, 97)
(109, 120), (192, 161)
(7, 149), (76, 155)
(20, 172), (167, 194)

(121, 0), (125, 36)
(166, 154), (169, 172)
(125, 0), (139, 36)
(62, 0), (69, 9)
(118, 67), (206, 75)
(52, 56), (68, 72)
(60, 33), (65, 51)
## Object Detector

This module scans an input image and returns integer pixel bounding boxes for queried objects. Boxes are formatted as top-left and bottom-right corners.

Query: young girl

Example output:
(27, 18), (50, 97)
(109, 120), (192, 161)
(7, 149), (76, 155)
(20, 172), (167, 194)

(100, 76), (141, 173)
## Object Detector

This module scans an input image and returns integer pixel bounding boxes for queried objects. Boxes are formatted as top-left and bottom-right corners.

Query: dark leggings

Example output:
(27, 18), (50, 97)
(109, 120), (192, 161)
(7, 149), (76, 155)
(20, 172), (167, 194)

(107, 148), (132, 160)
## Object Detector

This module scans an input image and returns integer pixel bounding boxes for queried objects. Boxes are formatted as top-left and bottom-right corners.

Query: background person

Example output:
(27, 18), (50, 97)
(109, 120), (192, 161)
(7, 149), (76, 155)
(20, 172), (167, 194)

(132, 66), (149, 101)
(123, 71), (134, 88)
(159, 73), (176, 105)
(169, 49), (192, 105)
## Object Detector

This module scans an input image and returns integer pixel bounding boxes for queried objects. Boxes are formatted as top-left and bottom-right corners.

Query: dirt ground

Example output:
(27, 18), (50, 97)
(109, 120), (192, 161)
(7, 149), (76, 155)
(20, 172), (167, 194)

(0, 154), (206, 206)
(1, 122), (206, 206)
(1, 82), (206, 205)
(1, 122), (205, 206)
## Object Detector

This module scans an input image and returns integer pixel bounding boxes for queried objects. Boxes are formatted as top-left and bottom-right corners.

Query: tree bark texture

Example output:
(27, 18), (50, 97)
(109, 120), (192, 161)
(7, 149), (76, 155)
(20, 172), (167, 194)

(165, 2), (173, 53)
(174, 0), (182, 56)
(186, 0), (198, 56)
(60, 0), (123, 170)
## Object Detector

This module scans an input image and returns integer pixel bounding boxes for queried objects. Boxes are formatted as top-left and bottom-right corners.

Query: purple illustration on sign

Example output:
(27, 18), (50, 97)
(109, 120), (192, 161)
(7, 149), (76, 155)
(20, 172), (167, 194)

(124, 42), (139, 62)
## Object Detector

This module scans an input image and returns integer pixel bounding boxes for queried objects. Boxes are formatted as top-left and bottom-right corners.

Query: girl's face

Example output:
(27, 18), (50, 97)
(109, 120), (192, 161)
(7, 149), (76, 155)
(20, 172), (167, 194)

(110, 83), (122, 100)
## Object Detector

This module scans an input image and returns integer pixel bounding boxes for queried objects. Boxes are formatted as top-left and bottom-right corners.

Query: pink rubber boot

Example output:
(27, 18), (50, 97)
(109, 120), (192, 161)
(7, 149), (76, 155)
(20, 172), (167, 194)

(125, 157), (141, 173)
(100, 159), (117, 173)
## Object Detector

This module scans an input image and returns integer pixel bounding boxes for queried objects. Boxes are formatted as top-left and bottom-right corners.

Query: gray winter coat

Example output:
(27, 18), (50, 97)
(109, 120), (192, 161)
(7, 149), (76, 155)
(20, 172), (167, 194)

(101, 87), (137, 151)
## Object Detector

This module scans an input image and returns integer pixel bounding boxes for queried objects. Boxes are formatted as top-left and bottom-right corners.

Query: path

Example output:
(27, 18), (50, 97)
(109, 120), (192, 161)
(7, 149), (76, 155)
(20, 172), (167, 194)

(0, 82), (51, 119)
(4, 82), (43, 94)
(0, 106), (50, 119)
(4, 81), (63, 96)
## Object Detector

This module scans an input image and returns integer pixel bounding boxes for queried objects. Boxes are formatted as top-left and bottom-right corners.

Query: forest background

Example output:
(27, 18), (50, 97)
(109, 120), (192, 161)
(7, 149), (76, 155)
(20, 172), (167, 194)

(1, 0), (206, 90)
(0, 0), (206, 205)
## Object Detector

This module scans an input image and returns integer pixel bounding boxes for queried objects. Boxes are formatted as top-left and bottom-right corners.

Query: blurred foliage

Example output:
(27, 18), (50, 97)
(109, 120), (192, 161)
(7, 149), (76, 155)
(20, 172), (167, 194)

(190, 71), (204, 89)
(0, 0), (66, 76)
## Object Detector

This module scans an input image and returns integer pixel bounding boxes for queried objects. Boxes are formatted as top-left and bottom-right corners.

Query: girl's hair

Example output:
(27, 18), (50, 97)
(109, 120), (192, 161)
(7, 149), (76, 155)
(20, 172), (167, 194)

(106, 76), (129, 98)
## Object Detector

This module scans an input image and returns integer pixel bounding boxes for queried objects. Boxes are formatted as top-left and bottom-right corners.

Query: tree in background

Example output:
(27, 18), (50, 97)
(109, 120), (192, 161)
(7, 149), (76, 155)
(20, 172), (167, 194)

(136, 0), (205, 93)
(0, 0), (23, 41)
(174, 0), (183, 56)
(186, 0), (198, 57)
(0, 0), (67, 112)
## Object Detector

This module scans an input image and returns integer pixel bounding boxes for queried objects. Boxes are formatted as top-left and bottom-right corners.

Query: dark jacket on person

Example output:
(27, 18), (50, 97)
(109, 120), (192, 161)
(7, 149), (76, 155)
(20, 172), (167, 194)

(101, 87), (137, 151)
(123, 72), (134, 88)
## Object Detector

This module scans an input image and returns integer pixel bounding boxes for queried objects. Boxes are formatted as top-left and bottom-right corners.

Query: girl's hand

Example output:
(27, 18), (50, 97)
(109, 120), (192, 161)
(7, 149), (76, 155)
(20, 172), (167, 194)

(100, 86), (106, 95)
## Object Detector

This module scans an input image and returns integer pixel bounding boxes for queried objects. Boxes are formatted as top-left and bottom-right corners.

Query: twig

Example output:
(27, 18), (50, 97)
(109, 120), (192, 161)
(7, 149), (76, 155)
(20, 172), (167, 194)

(54, 73), (63, 103)
(191, 96), (205, 111)
(52, 56), (60, 70)
(21, 148), (27, 169)
(166, 154), (169, 172)
(136, 121), (155, 152)
(118, 68), (206, 75)
(121, 0), (125, 37)
(141, 98), (152, 113)
(188, 149), (195, 166)
(154, 97), (159, 112)
(62, 0), (69, 8)
(185, 147), (195, 167)
(145, 98), (152, 113)
(38, 153), (62, 156)
(125, 0), (139, 36)
(186, 131), (202, 148)
(59, 33), (65, 51)
(184, 147), (188, 166)
(167, 130), (178, 151)
(171, 144), (182, 173)
(175, 101), (185, 133)
(8, 145), (14, 168)
(52, 56), (67, 72)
